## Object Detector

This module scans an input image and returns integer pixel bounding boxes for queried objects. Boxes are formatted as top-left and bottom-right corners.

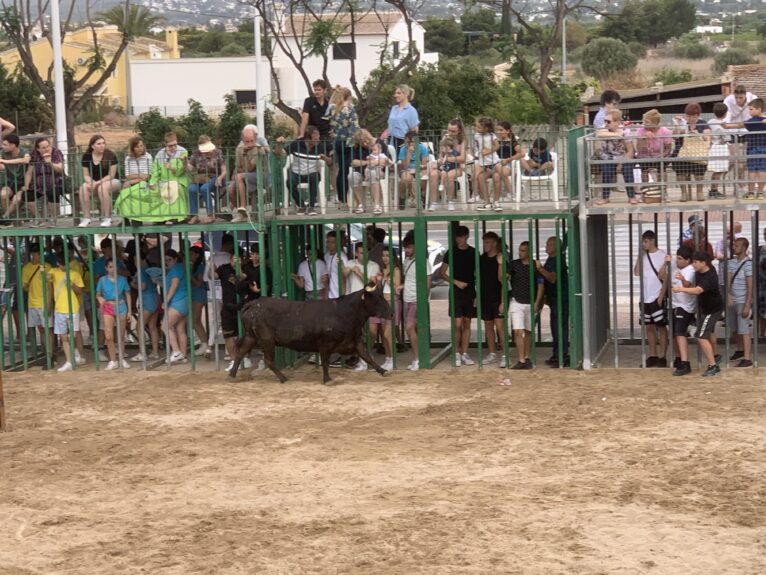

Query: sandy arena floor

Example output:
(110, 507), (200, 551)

(1, 366), (765, 575)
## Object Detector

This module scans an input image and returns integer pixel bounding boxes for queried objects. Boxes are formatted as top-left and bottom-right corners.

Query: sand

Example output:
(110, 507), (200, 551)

(1, 366), (765, 574)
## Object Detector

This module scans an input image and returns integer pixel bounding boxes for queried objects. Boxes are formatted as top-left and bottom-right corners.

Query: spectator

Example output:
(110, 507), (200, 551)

(230, 124), (269, 222)
(397, 130), (429, 209)
(276, 126), (333, 216)
(215, 252), (249, 372)
(163, 249), (189, 364)
(508, 241), (544, 369)
(724, 85), (757, 195)
(759, 227), (766, 339)
(474, 116), (502, 212)
(0, 134), (31, 224)
(672, 102), (710, 202)
(666, 246), (696, 377)
(329, 86), (360, 208)
(520, 137), (553, 176)
(114, 131), (189, 225)
(429, 118), (466, 211)
(241, 244), (271, 304)
(440, 225), (476, 366)
(78, 134), (120, 227)
(727, 237), (753, 367)
(23, 137), (66, 226)
(479, 231), (505, 366)
(345, 242), (380, 295)
(370, 247), (401, 373)
(347, 129), (385, 215)
(0, 115), (15, 136)
(634, 230), (668, 368)
(96, 257), (132, 370)
(743, 98), (766, 200)
(715, 222), (743, 296)
(22, 243), (53, 364)
(593, 89), (621, 129)
(402, 234), (432, 371)
(122, 136), (152, 191)
(594, 108), (636, 205)
(188, 245), (209, 357)
(49, 253), (86, 372)
(535, 236), (569, 368)
(366, 226), (387, 269)
(386, 84), (419, 151)
(635, 109), (673, 195)
(682, 225), (714, 260)
(496, 121), (522, 199)
(672, 251), (724, 377)
(189, 135), (226, 224)
(322, 230), (348, 299)
(707, 102), (730, 198)
(130, 253), (160, 362)
(298, 79), (331, 140)
(291, 245), (327, 300)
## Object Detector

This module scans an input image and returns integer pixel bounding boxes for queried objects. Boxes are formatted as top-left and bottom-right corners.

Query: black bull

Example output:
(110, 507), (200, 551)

(229, 281), (393, 383)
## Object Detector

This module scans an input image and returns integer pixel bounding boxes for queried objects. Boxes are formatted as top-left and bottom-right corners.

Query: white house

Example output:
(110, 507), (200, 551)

(128, 11), (437, 118)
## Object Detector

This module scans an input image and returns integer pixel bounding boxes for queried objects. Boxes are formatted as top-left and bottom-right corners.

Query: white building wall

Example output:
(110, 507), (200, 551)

(129, 56), (271, 116)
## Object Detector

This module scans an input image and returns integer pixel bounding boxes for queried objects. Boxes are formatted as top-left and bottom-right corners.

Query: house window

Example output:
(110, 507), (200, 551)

(392, 41), (400, 59)
(332, 42), (356, 60)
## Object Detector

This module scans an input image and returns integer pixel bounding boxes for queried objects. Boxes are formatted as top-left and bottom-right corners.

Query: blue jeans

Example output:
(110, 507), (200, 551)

(188, 177), (221, 215)
(601, 163), (636, 199)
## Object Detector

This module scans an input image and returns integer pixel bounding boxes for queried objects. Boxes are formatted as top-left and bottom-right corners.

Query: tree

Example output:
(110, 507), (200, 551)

(0, 1), (163, 147)
(581, 37), (638, 82)
(600, 0), (695, 46)
(135, 108), (176, 150)
(713, 49), (757, 75)
(253, 0), (424, 128)
(0, 65), (54, 134)
(461, 8), (498, 34)
(653, 68), (692, 85)
(423, 17), (464, 57)
(220, 42), (248, 57)
(674, 34), (712, 59)
(217, 94), (251, 149)
(177, 99), (216, 146)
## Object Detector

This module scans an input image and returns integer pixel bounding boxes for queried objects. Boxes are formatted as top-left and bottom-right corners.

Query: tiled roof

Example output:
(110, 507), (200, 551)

(728, 64), (766, 98)
(281, 11), (404, 37)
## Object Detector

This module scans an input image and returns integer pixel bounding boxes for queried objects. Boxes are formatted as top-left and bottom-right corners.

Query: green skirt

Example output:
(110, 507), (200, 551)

(115, 182), (188, 223)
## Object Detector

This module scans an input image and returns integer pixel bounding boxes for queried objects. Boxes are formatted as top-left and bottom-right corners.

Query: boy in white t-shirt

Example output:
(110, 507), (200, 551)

(402, 235), (432, 371)
(345, 242), (381, 295)
(291, 245), (327, 300)
(634, 230), (668, 368)
(667, 246), (696, 376)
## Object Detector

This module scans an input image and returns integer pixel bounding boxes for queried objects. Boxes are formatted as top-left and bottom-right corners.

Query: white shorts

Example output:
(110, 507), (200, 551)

(510, 299), (531, 331)
(707, 143), (730, 173)
(54, 312), (80, 335)
(27, 307), (48, 328)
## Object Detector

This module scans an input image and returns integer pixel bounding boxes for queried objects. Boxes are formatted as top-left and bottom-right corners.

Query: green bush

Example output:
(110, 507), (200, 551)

(652, 67), (693, 85)
(758, 39), (766, 54)
(217, 94), (251, 149)
(581, 37), (638, 81)
(628, 41), (646, 58)
(135, 107), (176, 150)
(713, 48), (756, 74)
(674, 41), (712, 59)
(177, 99), (216, 147)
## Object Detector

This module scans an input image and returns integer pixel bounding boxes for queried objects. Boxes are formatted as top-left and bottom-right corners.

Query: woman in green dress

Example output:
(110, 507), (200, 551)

(115, 133), (189, 225)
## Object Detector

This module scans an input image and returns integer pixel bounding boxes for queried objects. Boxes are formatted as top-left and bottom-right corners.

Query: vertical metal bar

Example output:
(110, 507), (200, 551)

(752, 209), (759, 367)
(158, 237), (171, 364)
(447, 223), (456, 368)
(133, 235), (147, 371)
(110, 235), (125, 369)
(628, 213), (635, 340)
(86, 235), (99, 370)
(578, 195), (592, 369)
(637, 216), (647, 367)
(473, 219), (483, 368)
(527, 218), (537, 366)
(414, 216), (430, 367)
(182, 233), (195, 370)
(38, 234), (52, 370)
(500, 220), (510, 368)
(61, 239), (77, 369)
(387, 222), (397, 370)
(665, 212), (674, 369)
(610, 213), (619, 367)
(14, 242), (26, 369)
(722, 212), (730, 367)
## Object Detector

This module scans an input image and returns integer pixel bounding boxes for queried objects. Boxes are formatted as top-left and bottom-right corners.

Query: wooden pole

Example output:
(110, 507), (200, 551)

(0, 369), (6, 431)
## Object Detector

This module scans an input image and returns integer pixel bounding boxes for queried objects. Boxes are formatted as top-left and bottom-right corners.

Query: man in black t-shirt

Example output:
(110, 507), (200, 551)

(216, 252), (245, 371)
(508, 241), (544, 369)
(298, 79), (332, 139)
(673, 251), (724, 377)
(535, 236), (569, 367)
(440, 225), (477, 366)
(479, 232), (505, 365)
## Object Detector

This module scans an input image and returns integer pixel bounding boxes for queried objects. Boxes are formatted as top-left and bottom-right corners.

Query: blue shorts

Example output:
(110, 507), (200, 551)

(169, 299), (189, 316)
(191, 288), (207, 304)
(141, 294), (158, 314)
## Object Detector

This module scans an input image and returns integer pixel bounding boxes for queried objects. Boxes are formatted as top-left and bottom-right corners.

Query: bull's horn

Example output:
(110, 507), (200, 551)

(365, 282), (376, 292)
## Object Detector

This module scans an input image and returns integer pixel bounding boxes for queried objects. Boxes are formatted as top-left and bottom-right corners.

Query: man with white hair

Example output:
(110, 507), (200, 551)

(229, 124), (269, 223)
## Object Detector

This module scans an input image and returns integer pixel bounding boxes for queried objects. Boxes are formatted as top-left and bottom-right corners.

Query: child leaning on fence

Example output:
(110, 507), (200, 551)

(707, 102), (731, 199)
(594, 109), (636, 205)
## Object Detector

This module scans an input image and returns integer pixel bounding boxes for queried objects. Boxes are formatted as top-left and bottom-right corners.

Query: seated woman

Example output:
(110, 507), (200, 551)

(114, 133), (189, 225)
(78, 134), (120, 227)
(23, 137), (66, 225)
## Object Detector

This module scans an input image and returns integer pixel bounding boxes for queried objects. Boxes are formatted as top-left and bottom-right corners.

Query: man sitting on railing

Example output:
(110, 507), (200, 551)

(276, 126), (333, 216)
(0, 135), (31, 225)
(230, 124), (269, 223)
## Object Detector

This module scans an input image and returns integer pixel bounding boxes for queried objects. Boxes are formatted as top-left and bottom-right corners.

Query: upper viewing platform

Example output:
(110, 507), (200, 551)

(0, 127), (579, 237)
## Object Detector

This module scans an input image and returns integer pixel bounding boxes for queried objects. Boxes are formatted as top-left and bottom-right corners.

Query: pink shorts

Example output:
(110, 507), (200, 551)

(102, 302), (115, 317)
(369, 299), (399, 325)
(403, 301), (417, 325)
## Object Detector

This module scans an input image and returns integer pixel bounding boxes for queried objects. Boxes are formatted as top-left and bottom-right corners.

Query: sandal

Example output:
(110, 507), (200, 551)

(373, 205), (382, 215)
(355, 205), (365, 214)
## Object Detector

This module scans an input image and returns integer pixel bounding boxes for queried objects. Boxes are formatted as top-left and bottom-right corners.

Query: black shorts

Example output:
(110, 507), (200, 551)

(480, 298), (503, 321)
(450, 287), (476, 319)
(2, 179), (24, 195)
(672, 307), (695, 337)
(221, 308), (238, 338)
(672, 160), (706, 177)
(695, 311), (722, 339)
(640, 299), (667, 326)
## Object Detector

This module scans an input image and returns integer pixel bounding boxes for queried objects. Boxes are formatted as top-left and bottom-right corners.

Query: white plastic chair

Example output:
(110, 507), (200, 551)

(347, 155), (392, 214)
(513, 151), (559, 203)
(282, 153), (327, 215)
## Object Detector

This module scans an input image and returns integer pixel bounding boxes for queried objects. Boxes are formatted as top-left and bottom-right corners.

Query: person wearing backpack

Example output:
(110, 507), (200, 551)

(727, 237), (754, 367)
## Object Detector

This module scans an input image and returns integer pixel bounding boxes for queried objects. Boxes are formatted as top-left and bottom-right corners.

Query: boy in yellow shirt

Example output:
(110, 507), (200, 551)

(49, 253), (85, 372)
(21, 243), (53, 361)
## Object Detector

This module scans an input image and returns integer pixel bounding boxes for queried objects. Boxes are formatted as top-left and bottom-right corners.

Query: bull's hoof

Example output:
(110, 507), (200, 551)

(228, 373), (236, 379)
(380, 369), (392, 377)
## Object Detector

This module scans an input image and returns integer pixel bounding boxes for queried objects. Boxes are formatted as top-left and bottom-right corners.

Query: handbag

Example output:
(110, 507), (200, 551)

(676, 133), (709, 164)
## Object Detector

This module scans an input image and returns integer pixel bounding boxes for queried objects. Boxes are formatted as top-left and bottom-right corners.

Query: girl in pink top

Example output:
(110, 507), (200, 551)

(634, 109), (673, 194)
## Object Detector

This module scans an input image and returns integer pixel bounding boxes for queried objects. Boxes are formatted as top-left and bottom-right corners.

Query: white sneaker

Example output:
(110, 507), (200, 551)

(477, 203), (493, 211)
(447, 201), (455, 211)
(454, 353), (462, 367)
(408, 360), (419, 371)
(105, 360), (118, 371)
(381, 357), (394, 372)
(467, 196), (476, 204)
(428, 203), (437, 212)
(131, 352), (146, 362)
(493, 203), (503, 212)
(98, 349), (108, 361)
(485, 352), (498, 364)
(75, 354), (86, 365)
(57, 361), (73, 372)
(256, 359), (266, 371)
(120, 359), (131, 369)
(461, 353), (475, 366)
(78, 218), (91, 228)
(353, 359), (368, 372)
(169, 351), (185, 363)
(499, 355), (508, 368)
(373, 205), (382, 215)
(243, 357), (252, 369)
(195, 344), (209, 356)
(100, 217), (112, 227)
